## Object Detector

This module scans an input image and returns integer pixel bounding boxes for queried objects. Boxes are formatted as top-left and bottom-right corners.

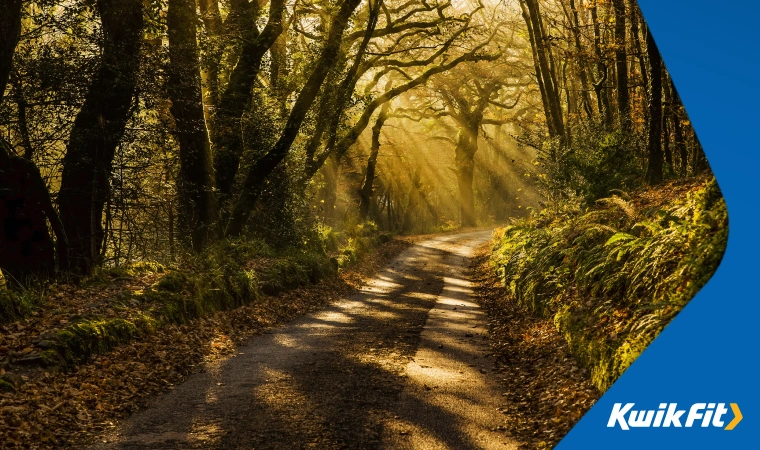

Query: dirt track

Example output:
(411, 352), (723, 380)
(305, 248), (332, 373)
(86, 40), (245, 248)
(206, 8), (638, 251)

(92, 231), (516, 449)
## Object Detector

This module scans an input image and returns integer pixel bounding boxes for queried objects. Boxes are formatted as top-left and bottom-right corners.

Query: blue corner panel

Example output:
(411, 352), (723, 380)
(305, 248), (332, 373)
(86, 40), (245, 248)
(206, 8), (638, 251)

(558, 1), (760, 448)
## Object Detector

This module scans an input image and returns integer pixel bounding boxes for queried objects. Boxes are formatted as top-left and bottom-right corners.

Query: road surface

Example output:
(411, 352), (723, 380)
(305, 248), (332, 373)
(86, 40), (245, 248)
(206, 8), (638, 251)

(92, 231), (516, 450)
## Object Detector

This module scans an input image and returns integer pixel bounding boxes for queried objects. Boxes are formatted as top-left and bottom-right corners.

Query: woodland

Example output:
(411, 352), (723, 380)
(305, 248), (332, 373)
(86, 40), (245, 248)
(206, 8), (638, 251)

(0, 0), (728, 446)
(0, 0), (711, 281)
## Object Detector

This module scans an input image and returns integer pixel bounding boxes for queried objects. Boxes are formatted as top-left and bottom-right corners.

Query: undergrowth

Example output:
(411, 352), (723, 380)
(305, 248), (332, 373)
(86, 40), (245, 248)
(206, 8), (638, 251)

(491, 179), (727, 391)
(4, 221), (387, 369)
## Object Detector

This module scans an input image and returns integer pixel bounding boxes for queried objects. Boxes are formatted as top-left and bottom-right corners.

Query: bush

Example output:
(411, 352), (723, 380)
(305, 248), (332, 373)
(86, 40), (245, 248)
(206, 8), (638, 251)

(537, 120), (644, 204)
(492, 179), (727, 390)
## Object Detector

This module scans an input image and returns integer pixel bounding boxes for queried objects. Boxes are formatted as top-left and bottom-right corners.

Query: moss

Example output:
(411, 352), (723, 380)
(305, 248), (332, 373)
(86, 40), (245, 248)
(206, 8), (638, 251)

(554, 306), (618, 391)
(40, 349), (61, 367)
(14, 235), (377, 370)
(492, 179), (728, 392)
(55, 318), (140, 366)
(155, 272), (190, 293)
(129, 261), (165, 274)
(85, 261), (165, 286)
(0, 378), (16, 392)
(0, 283), (46, 324)
(259, 259), (308, 295)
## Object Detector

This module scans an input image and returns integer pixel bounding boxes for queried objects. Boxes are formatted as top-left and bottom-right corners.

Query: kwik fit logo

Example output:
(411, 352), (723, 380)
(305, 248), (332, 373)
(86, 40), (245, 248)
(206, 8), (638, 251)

(607, 403), (743, 430)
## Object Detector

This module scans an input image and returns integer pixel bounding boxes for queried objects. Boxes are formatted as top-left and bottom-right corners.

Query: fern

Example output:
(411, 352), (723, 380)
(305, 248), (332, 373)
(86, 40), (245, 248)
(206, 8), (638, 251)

(491, 179), (727, 391)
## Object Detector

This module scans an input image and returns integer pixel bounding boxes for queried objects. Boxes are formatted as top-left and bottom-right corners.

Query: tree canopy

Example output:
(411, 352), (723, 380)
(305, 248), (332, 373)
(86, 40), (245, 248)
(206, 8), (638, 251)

(0, 0), (708, 281)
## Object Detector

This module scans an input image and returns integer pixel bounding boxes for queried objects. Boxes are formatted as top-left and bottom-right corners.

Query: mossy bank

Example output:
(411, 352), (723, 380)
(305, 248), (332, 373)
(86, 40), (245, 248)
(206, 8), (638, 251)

(2, 222), (390, 370)
(490, 178), (727, 391)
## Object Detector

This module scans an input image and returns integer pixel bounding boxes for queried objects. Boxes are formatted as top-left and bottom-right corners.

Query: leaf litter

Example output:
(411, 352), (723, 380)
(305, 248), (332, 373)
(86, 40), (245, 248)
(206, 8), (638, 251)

(0, 238), (413, 448)
(471, 245), (600, 449)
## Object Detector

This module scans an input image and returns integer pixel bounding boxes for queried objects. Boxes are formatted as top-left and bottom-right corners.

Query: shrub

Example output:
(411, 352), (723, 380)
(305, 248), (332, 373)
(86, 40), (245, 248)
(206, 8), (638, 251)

(492, 179), (727, 390)
(537, 120), (644, 204)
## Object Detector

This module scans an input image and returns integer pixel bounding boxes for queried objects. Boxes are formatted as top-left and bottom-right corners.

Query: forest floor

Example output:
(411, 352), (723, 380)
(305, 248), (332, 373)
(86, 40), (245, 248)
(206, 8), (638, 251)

(1, 229), (602, 449)
(471, 246), (600, 448)
(0, 236), (414, 448)
(86, 230), (516, 449)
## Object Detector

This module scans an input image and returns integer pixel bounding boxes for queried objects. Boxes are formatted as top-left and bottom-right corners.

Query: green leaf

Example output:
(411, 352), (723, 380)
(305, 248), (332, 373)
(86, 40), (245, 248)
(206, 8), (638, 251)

(605, 232), (635, 246)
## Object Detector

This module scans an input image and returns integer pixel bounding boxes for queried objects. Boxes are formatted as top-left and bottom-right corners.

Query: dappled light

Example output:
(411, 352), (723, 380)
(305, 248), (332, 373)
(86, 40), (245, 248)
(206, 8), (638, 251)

(0, 0), (725, 447)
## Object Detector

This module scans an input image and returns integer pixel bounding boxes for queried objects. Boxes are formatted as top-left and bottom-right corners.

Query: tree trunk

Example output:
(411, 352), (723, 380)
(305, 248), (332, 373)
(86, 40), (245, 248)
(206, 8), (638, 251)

(1, 140), (69, 281)
(662, 75), (674, 174)
(210, 0), (285, 198)
(0, 0), (22, 105)
(455, 123), (478, 228)
(565, 0), (594, 119)
(270, 33), (289, 109)
(320, 154), (339, 227)
(629, 0), (648, 127)
(590, 0), (612, 127)
(520, 0), (565, 141)
(57, 0), (144, 274)
(359, 104), (389, 221)
(168, 0), (220, 252)
(612, 0), (629, 127)
(197, 0), (223, 111)
(226, 0), (365, 237)
(0, 2), (68, 280)
(304, 0), (381, 179)
(669, 79), (687, 176)
(644, 27), (663, 185)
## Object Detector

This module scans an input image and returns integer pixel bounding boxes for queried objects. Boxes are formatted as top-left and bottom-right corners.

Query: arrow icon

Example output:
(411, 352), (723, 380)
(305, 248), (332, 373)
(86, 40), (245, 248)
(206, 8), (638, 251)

(725, 403), (742, 430)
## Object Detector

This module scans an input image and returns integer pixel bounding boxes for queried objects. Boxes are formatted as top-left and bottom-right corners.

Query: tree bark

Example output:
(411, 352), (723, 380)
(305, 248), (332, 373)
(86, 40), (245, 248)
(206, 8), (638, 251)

(564, 0), (594, 119)
(612, 0), (629, 127)
(57, 0), (144, 274)
(320, 154), (339, 227)
(225, 0), (365, 237)
(644, 27), (663, 185)
(359, 103), (390, 221)
(1, 140), (68, 281)
(0, 0), (22, 104)
(455, 123), (478, 227)
(210, 0), (285, 198)
(168, 0), (220, 252)
(590, 0), (612, 127)
(304, 0), (382, 178)
(520, 0), (565, 141)
(669, 79), (687, 176)
(629, 0), (648, 126)
(197, 0), (223, 111)
(0, 2), (68, 280)
(662, 75), (674, 174)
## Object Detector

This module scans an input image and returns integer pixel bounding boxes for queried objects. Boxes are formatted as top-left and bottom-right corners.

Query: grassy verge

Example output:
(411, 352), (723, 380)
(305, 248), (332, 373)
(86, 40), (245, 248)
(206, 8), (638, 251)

(491, 178), (727, 391)
(1, 223), (388, 370)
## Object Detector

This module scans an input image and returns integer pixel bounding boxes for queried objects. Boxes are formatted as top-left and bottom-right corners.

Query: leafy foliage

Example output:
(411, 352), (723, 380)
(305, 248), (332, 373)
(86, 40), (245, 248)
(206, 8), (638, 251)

(491, 178), (727, 390)
(536, 120), (645, 204)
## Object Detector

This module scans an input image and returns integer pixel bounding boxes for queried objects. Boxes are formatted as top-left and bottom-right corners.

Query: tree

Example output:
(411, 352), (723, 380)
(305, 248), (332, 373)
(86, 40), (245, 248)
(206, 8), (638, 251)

(644, 25), (663, 184)
(358, 100), (390, 221)
(0, 0), (22, 104)
(210, 0), (286, 199)
(0, 0), (713, 278)
(0, 4), (68, 280)
(57, 0), (144, 274)
(225, 0), (371, 237)
(519, 0), (564, 141)
(167, 0), (220, 252)
(613, 0), (629, 126)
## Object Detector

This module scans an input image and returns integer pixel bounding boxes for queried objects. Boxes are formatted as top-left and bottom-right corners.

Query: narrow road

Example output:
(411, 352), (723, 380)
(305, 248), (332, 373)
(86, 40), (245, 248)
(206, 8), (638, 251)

(93, 231), (516, 449)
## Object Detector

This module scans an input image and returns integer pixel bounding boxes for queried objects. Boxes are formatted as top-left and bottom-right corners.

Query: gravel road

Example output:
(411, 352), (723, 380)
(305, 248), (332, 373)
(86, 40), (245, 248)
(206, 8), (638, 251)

(92, 231), (516, 449)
